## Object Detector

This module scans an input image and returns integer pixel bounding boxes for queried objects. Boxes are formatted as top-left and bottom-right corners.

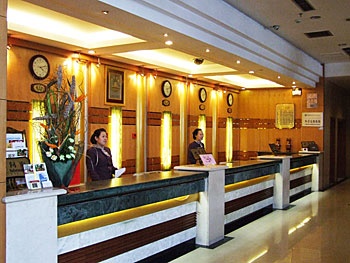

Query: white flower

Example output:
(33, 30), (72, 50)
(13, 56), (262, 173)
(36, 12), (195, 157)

(60, 155), (65, 161)
(66, 154), (72, 159)
(70, 153), (75, 159)
(68, 137), (75, 143)
(68, 146), (74, 151)
(51, 155), (58, 161)
(49, 148), (54, 153)
(46, 151), (52, 157)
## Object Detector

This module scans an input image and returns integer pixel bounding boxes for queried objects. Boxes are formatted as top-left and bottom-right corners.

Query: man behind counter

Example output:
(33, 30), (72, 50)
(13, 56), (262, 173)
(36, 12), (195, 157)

(187, 128), (205, 164)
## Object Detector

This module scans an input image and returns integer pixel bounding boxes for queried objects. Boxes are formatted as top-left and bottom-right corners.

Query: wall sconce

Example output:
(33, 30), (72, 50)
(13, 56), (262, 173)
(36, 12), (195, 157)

(292, 87), (302, 96)
(153, 69), (158, 79)
(96, 57), (101, 68)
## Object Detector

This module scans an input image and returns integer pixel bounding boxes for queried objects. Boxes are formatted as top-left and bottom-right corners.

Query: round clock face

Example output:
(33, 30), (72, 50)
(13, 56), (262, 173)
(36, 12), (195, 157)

(161, 80), (172, 97)
(199, 88), (207, 103)
(29, 55), (50, 80)
(227, 93), (234, 106)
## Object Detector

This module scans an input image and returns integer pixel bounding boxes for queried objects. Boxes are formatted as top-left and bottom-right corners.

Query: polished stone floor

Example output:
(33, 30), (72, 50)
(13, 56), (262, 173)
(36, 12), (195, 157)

(171, 179), (350, 263)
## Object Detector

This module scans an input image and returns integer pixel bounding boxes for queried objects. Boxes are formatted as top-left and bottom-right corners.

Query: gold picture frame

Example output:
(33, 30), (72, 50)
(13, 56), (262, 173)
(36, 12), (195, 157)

(106, 67), (125, 105)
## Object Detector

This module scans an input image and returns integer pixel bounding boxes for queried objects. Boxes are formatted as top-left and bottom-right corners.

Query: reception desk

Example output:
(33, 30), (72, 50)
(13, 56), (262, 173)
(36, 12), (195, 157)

(2, 153), (321, 263)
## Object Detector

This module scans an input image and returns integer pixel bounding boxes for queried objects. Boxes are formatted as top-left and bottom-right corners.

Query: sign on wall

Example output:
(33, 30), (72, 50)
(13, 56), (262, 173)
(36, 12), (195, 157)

(275, 104), (295, 129)
(302, 112), (323, 127)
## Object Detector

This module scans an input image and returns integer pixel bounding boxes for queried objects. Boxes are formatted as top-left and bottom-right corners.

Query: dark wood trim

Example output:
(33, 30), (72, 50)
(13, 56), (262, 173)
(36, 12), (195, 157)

(58, 213), (196, 263)
(225, 187), (273, 215)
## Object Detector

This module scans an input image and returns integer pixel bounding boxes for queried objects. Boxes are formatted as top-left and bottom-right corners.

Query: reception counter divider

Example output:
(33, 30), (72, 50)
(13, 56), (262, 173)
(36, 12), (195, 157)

(2, 153), (322, 263)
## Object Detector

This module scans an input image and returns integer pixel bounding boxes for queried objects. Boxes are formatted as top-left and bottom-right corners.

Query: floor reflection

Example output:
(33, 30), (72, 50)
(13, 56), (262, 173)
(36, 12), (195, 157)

(171, 179), (350, 263)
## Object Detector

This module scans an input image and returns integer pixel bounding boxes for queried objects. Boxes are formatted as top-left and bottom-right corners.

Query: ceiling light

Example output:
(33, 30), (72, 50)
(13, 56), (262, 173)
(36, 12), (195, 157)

(165, 40), (173, 45)
(277, 75), (281, 79)
(206, 48), (210, 53)
(163, 33), (168, 37)
(236, 60), (240, 64)
(88, 50), (95, 54)
(102, 11), (109, 15)
(292, 81), (296, 84)
(249, 70), (254, 74)
(292, 88), (302, 96)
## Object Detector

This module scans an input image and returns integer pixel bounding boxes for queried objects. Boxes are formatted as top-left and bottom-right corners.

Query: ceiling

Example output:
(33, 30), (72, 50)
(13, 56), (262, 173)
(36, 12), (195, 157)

(6, 0), (350, 90)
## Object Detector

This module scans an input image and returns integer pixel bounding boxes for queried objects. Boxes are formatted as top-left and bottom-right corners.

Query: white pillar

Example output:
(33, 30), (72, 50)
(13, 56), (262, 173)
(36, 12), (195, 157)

(257, 155), (291, 209)
(2, 188), (66, 263)
(174, 165), (227, 246)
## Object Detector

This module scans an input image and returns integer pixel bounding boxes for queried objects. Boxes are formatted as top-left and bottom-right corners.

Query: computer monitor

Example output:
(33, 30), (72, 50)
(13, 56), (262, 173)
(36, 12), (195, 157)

(301, 141), (319, 151)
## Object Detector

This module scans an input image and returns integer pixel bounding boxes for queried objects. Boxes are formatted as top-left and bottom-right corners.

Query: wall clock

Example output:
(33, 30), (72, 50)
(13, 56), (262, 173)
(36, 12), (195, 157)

(227, 93), (234, 106)
(199, 87), (207, 102)
(161, 80), (172, 97)
(29, 54), (50, 80)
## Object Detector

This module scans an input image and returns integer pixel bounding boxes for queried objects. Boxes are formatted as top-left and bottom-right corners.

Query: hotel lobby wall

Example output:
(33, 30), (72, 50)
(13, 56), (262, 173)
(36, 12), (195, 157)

(1, 0), (7, 260)
(236, 84), (324, 154)
(6, 42), (324, 172)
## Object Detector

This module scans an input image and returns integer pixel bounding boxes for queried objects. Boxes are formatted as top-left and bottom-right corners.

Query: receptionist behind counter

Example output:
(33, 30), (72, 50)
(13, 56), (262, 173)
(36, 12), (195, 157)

(86, 128), (118, 181)
(187, 128), (205, 164)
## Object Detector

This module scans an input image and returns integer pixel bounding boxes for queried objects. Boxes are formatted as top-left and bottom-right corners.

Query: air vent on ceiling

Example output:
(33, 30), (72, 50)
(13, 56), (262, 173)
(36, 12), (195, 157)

(342, 47), (350, 56)
(292, 0), (315, 12)
(305, 31), (333, 38)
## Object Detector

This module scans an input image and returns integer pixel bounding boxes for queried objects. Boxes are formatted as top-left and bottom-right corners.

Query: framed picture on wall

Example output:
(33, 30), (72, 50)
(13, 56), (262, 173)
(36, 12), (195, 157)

(106, 67), (125, 105)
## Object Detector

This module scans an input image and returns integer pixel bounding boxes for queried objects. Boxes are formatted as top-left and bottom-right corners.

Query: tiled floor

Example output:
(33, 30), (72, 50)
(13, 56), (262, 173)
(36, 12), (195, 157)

(171, 179), (350, 263)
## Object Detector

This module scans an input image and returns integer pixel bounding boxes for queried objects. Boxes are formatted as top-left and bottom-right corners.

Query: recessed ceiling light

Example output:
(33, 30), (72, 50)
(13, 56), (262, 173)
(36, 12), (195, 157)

(236, 60), (240, 64)
(88, 50), (95, 54)
(102, 11), (109, 15)
(292, 81), (296, 84)
(165, 40), (173, 45)
(277, 75), (281, 79)
(206, 48), (210, 53)
(249, 70), (254, 74)
(163, 33), (168, 37)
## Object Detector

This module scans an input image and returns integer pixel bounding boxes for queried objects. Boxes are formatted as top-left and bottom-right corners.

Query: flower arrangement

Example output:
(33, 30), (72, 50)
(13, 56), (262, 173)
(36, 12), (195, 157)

(34, 65), (86, 162)
(33, 65), (86, 187)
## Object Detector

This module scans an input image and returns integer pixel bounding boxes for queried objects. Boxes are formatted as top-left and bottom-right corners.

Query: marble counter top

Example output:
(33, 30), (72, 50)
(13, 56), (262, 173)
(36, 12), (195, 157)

(57, 170), (207, 225)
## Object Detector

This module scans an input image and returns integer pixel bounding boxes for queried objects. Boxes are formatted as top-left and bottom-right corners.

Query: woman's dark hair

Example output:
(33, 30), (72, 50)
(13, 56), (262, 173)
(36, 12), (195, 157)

(90, 128), (107, 144)
(192, 128), (202, 140)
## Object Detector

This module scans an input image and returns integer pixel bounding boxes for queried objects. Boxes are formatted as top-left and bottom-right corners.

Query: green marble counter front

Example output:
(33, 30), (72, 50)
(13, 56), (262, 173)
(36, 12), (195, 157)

(224, 159), (280, 185)
(58, 170), (206, 225)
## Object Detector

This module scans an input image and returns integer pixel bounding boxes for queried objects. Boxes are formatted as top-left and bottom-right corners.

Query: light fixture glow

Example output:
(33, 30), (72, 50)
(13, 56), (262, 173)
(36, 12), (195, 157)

(249, 70), (255, 74)
(88, 50), (95, 55)
(161, 112), (172, 170)
(165, 40), (173, 45)
(236, 60), (240, 64)
(102, 10), (109, 15)
(110, 107), (122, 168)
(206, 48), (210, 53)
(226, 117), (233, 162)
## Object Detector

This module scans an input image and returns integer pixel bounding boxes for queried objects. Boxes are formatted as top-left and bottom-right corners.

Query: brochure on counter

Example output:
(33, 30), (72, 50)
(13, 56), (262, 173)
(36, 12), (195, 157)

(23, 163), (53, 190)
